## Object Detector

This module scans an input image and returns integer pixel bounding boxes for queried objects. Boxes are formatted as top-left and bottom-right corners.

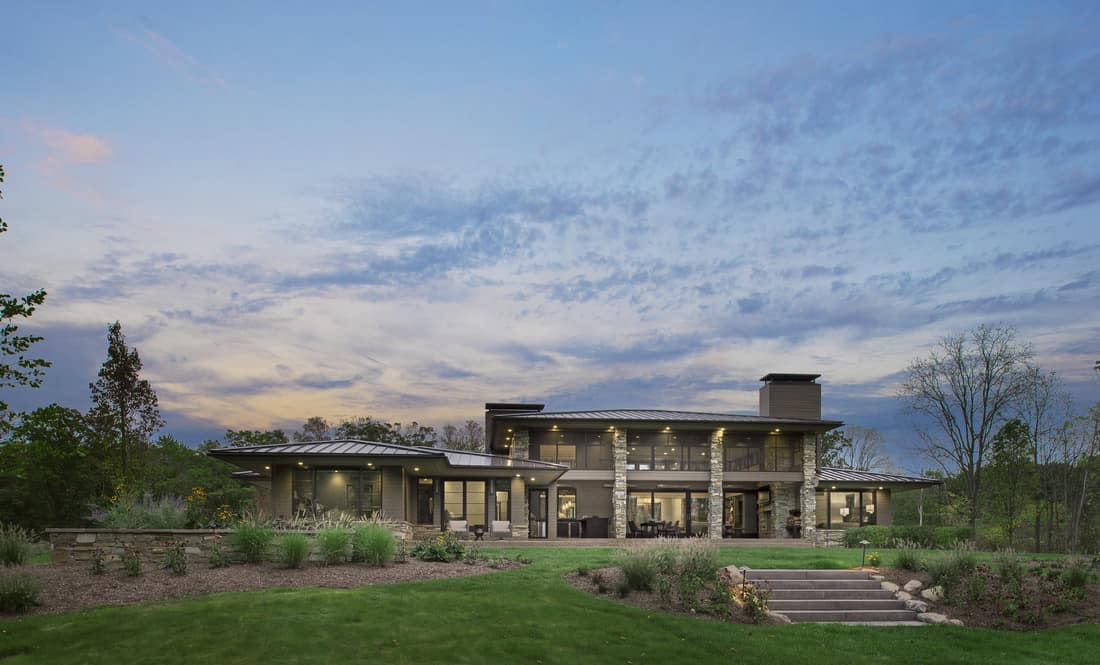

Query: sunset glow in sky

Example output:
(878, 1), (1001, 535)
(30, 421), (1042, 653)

(3, 2), (1098, 463)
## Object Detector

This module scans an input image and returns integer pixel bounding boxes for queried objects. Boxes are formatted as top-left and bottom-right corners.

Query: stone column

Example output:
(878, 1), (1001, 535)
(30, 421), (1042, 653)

(770, 482), (799, 538)
(547, 483), (558, 540)
(800, 432), (819, 541)
(708, 429), (724, 540)
(612, 428), (628, 539)
(510, 429), (530, 538)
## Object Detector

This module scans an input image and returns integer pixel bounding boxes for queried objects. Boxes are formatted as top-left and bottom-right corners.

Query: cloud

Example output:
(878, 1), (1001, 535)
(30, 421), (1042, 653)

(117, 25), (228, 89)
(32, 127), (112, 165)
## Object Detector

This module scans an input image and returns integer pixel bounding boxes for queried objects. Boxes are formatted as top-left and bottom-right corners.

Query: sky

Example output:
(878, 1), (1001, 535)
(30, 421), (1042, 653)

(2, 1), (1099, 468)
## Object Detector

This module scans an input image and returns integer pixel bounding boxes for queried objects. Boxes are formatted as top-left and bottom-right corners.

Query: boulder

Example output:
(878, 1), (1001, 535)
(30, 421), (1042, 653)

(903, 580), (923, 593)
(921, 586), (944, 602)
(881, 581), (899, 593)
(870, 574), (885, 582)
(718, 565), (745, 586)
(895, 590), (913, 601)
(917, 612), (950, 625)
(949, 619), (964, 626)
(904, 599), (930, 613)
(768, 611), (793, 625)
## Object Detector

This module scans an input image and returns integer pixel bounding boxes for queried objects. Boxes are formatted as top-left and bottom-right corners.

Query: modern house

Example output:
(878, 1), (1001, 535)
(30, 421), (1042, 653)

(210, 373), (938, 540)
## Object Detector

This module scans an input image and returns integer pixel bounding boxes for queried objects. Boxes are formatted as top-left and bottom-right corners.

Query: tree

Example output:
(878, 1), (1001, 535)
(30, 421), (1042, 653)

(1014, 366), (1071, 551)
(394, 421), (436, 447)
(985, 419), (1035, 548)
(222, 428), (289, 448)
(335, 416), (400, 442)
(293, 416), (331, 442)
(87, 321), (164, 491)
(899, 324), (1035, 530)
(1051, 405), (1099, 553)
(0, 164), (50, 433)
(0, 404), (99, 529)
(819, 426), (890, 471)
(438, 420), (486, 451)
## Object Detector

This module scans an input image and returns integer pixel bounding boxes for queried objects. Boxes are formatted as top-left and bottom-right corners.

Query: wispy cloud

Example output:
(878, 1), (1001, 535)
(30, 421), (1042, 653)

(117, 25), (228, 89)
(31, 127), (112, 166)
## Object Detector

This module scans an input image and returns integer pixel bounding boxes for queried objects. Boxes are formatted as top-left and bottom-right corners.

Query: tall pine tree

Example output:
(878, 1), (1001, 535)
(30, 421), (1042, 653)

(88, 321), (164, 493)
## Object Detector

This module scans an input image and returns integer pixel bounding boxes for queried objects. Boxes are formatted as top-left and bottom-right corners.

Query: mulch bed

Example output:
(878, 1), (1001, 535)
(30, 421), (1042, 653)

(876, 565), (1100, 631)
(564, 567), (763, 625)
(5, 559), (518, 617)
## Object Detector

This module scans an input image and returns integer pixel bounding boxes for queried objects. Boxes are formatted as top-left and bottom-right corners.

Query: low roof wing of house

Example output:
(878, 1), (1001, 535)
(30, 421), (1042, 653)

(817, 466), (942, 487)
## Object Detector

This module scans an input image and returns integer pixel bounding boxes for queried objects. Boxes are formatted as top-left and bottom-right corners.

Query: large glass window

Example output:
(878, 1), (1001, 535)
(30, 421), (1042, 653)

(557, 488), (577, 519)
(293, 468), (380, 518)
(443, 480), (488, 526)
(531, 430), (614, 469)
(815, 490), (877, 529)
(495, 488), (510, 522)
(724, 432), (802, 471)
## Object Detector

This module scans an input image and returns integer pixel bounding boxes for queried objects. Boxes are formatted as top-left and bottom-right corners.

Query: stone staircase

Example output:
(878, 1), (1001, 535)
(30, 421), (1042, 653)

(746, 569), (923, 624)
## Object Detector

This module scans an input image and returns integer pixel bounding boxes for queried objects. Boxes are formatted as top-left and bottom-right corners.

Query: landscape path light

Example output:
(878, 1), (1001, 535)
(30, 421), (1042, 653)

(859, 539), (871, 567)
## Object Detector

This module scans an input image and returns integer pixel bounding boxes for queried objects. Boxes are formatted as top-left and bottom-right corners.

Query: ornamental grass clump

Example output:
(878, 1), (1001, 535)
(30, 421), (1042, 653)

(892, 540), (922, 571)
(0, 523), (34, 567)
(0, 569), (40, 613)
(95, 496), (188, 529)
(230, 523), (275, 564)
(277, 533), (311, 569)
(351, 524), (395, 566)
(1061, 559), (1092, 599)
(123, 548), (142, 577)
(316, 528), (350, 565)
(615, 548), (658, 592)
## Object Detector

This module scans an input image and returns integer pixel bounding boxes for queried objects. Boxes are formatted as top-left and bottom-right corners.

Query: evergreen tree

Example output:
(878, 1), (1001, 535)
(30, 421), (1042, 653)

(88, 321), (164, 492)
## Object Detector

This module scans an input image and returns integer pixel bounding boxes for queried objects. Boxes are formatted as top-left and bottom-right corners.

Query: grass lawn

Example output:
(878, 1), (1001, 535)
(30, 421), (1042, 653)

(2, 547), (1096, 665)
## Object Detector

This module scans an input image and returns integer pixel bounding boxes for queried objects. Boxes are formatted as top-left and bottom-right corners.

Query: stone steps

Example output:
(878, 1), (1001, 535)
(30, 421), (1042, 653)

(744, 568), (920, 624)
(769, 588), (897, 600)
(762, 579), (883, 590)
(769, 599), (908, 611)
(780, 609), (921, 623)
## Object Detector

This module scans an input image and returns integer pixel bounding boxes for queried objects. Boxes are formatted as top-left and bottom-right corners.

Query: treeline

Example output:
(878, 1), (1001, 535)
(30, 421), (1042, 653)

(892, 325), (1100, 553)
(0, 321), (486, 531)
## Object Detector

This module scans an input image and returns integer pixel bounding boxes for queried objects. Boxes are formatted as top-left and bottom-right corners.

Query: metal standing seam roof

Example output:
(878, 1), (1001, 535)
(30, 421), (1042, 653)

(817, 467), (942, 484)
(208, 439), (566, 471)
(498, 409), (840, 425)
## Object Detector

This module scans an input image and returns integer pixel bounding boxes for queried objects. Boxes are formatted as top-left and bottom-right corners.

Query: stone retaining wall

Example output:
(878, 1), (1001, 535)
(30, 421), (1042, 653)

(46, 522), (416, 564)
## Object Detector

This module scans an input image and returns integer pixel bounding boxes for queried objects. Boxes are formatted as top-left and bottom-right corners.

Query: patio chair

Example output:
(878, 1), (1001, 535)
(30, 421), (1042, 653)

(448, 520), (469, 538)
(491, 520), (511, 539)
(627, 520), (640, 538)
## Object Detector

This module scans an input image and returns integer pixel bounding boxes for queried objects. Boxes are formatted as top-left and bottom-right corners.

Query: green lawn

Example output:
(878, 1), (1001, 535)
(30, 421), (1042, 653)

(2, 547), (1095, 665)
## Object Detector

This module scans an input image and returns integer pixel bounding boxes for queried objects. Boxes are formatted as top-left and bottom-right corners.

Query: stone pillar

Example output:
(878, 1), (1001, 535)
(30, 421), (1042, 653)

(510, 476), (528, 538)
(708, 429), (724, 540)
(612, 428), (628, 539)
(770, 482), (800, 538)
(547, 483), (558, 540)
(432, 478), (443, 528)
(800, 433), (818, 541)
(510, 429), (530, 538)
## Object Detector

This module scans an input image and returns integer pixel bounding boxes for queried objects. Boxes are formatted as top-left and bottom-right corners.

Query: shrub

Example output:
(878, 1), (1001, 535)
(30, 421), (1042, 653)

(843, 525), (974, 550)
(277, 533), (311, 569)
(576, 565), (590, 577)
(162, 542), (188, 576)
(867, 551), (882, 567)
(352, 524), (395, 567)
(615, 548), (657, 592)
(740, 583), (770, 624)
(316, 528), (350, 565)
(412, 532), (465, 562)
(995, 549), (1025, 584)
(208, 542), (228, 569)
(0, 570), (40, 613)
(591, 571), (609, 594)
(934, 527), (974, 548)
(123, 549), (142, 577)
(893, 544), (921, 571)
(95, 496), (188, 529)
(616, 579), (631, 598)
(90, 548), (106, 575)
(231, 523), (275, 563)
(1062, 559), (1091, 597)
(0, 524), (34, 567)
(394, 540), (409, 564)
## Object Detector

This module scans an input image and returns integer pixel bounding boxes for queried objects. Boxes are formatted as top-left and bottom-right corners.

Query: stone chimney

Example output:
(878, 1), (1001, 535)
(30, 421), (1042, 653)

(758, 373), (821, 420)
